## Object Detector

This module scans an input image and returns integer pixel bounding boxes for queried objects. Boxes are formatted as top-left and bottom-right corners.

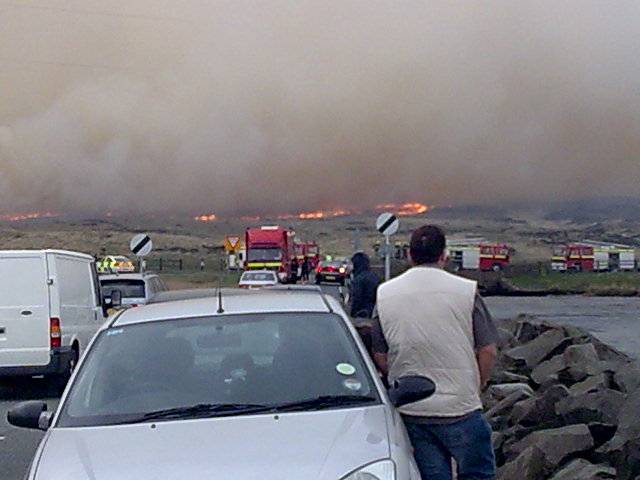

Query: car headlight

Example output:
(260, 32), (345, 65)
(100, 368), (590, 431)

(342, 460), (395, 480)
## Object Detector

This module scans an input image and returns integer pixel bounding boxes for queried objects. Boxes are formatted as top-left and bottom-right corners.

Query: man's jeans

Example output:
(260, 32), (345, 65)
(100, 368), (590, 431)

(404, 411), (496, 480)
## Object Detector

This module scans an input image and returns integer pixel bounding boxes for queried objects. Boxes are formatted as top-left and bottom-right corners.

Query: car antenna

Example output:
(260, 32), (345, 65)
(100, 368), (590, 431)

(216, 257), (224, 314)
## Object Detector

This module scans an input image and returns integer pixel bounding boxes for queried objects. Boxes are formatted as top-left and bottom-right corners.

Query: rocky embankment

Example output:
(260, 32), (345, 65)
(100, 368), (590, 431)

(486, 315), (640, 479)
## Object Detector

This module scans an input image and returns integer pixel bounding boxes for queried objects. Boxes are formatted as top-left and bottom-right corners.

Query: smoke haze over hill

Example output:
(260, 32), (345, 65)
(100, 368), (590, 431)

(1, 1), (639, 216)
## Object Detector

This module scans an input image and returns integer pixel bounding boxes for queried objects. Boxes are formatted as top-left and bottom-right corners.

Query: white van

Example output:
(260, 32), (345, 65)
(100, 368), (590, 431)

(0, 250), (107, 384)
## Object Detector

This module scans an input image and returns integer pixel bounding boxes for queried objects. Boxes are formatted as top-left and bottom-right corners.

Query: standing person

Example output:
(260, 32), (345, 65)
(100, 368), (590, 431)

(291, 257), (299, 283)
(301, 258), (310, 283)
(372, 225), (498, 480)
(349, 252), (379, 318)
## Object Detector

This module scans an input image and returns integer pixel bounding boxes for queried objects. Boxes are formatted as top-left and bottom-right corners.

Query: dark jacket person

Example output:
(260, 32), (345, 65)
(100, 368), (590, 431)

(349, 252), (379, 318)
(373, 225), (498, 480)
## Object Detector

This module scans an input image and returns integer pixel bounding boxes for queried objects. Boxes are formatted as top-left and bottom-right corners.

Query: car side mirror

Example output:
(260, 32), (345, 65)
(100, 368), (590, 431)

(388, 376), (436, 408)
(7, 401), (50, 430)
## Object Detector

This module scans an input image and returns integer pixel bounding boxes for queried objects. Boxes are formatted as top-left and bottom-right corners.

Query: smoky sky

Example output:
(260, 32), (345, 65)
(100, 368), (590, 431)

(1, 1), (640, 216)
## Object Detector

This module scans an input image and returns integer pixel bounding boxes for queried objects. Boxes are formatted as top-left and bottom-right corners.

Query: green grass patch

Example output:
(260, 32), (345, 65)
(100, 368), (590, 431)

(505, 272), (640, 296)
(160, 270), (242, 289)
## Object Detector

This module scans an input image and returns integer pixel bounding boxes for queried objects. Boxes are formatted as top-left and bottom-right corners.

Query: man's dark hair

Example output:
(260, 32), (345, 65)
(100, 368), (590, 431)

(410, 225), (446, 265)
(351, 252), (370, 273)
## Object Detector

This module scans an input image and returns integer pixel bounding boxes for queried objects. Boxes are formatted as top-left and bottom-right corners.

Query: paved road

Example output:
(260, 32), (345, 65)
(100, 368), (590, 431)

(0, 378), (59, 480)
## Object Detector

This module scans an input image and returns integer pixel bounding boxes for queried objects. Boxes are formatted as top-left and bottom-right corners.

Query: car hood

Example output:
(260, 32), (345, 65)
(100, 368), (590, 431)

(36, 406), (390, 480)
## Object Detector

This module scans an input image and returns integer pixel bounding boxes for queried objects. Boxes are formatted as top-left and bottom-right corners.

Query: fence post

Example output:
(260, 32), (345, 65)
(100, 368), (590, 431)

(159, 258), (163, 271)
(179, 258), (183, 271)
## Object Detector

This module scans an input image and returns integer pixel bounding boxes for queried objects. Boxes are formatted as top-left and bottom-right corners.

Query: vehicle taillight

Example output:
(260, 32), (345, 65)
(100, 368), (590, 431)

(50, 317), (61, 349)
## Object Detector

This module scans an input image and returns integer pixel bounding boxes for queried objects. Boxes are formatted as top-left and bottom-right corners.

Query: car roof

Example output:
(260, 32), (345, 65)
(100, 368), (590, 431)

(99, 273), (156, 281)
(0, 249), (94, 260)
(113, 287), (334, 326)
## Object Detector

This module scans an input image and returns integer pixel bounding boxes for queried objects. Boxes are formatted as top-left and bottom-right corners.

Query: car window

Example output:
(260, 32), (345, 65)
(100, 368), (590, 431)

(247, 249), (282, 261)
(100, 280), (145, 298)
(241, 272), (276, 282)
(57, 313), (378, 427)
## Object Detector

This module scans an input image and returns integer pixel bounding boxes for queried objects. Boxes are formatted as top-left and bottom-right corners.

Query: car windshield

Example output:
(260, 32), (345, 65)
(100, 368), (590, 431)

(101, 279), (145, 298)
(247, 248), (282, 261)
(57, 313), (378, 427)
(323, 262), (344, 268)
(241, 272), (276, 282)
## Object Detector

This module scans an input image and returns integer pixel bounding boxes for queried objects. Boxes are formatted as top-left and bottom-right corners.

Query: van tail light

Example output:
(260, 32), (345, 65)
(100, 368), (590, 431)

(50, 318), (61, 349)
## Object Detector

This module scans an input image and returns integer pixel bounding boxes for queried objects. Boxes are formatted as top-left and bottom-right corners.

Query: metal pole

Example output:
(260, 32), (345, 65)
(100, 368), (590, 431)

(384, 234), (391, 281)
(139, 256), (144, 275)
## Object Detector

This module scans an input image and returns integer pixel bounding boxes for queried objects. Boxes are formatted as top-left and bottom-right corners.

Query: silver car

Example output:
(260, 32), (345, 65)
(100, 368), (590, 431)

(9, 287), (433, 480)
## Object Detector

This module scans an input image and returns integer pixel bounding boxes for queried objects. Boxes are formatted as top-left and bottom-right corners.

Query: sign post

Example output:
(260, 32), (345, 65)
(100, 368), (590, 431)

(130, 233), (153, 274)
(376, 213), (399, 281)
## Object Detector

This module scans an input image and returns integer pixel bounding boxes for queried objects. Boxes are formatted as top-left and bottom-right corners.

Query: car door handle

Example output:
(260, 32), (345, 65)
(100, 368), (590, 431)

(0, 327), (5, 334)
(21, 310), (32, 316)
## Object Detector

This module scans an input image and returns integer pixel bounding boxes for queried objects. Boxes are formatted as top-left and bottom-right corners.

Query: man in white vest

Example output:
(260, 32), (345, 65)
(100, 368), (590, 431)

(372, 225), (498, 480)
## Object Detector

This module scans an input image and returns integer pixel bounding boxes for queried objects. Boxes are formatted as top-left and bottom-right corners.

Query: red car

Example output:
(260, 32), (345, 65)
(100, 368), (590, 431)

(315, 260), (349, 286)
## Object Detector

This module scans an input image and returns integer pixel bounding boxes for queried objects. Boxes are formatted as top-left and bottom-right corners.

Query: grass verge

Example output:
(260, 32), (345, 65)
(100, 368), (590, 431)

(504, 272), (640, 296)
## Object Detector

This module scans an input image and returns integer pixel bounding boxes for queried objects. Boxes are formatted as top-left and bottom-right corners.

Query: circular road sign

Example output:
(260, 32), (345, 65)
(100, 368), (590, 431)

(130, 233), (153, 257)
(376, 212), (399, 236)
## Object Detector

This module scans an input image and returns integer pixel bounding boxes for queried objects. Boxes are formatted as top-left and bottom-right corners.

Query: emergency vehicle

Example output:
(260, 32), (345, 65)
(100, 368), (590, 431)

(552, 242), (635, 272)
(447, 240), (511, 272)
(305, 241), (321, 269)
(294, 242), (306, 264)
(97, 255), (135, 274)
(245, 226), (296, 283)
(551, 243), (594, 272)
(226, 242), (246, 270)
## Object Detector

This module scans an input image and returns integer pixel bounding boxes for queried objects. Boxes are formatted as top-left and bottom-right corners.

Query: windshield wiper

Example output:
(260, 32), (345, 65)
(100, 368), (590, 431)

(269, 395), (378, 413)
(119, 396), (377, 424)
(130, 403), (272, 423)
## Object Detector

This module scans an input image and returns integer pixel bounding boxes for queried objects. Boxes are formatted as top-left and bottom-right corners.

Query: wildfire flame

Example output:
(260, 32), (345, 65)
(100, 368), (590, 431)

(278, 208), (351, 220)
(194, 213), (217, 222)
(0, 211), (59, 222)
(193, 202), (430, 222)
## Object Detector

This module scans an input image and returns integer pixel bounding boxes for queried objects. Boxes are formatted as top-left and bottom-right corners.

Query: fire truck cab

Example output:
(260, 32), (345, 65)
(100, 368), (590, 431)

(245, 226), (296, 283)
(551, 244), (594, 272)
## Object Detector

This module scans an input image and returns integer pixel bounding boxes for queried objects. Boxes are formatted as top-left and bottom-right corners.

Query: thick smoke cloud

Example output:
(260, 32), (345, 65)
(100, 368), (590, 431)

(1, 1), (639, 216)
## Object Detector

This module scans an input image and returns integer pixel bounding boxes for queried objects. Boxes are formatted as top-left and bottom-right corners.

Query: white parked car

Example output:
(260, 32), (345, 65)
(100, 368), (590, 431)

(9, 287), (434, 480)
(238, 269), (278, 289)
(99, 273), (167, 307)
(0, 250), (108, 387)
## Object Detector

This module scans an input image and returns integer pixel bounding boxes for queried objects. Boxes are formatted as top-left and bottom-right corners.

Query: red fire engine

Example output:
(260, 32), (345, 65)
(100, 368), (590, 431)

(479, 243), (511, 271)
(447, 241), (512, 272)
(551, 244), (594, 272)
(245, 226), (296, 283)
(305, 241), (320, 269)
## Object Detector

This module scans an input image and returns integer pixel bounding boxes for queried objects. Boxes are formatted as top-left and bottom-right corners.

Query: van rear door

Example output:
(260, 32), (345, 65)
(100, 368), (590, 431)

(0, 253), (51, 367)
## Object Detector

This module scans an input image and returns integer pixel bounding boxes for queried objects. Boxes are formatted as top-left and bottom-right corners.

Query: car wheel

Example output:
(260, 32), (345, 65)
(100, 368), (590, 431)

(492, 264), (502, 272)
